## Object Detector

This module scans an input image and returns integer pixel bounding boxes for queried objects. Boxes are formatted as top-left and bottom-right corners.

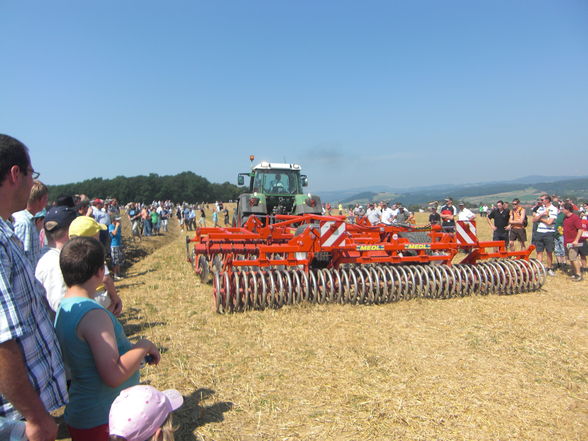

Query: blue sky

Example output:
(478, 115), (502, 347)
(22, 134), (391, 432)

(1, 1), (587, 193)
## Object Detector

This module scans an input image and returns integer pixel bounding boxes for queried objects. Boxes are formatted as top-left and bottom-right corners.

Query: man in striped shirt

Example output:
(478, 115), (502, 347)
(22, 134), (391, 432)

(0, 134), (67, 441)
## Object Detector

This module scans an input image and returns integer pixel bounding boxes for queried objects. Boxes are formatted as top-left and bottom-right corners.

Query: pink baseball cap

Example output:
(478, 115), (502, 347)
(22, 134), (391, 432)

(109, 385), (183, 441)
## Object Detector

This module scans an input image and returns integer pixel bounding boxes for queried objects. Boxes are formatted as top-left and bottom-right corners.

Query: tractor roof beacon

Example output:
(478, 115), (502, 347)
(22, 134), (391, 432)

(234, 161), (322, 226)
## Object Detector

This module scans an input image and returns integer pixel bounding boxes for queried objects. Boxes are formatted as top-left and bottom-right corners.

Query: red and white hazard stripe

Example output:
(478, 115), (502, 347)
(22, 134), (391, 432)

(320, 221), (346, 247)
(456, 220), (478, 244)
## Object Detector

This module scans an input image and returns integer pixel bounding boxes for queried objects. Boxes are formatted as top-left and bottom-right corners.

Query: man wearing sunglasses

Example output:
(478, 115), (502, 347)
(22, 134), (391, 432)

(509, 198), (527, 251)
(533, 194), (558, 276)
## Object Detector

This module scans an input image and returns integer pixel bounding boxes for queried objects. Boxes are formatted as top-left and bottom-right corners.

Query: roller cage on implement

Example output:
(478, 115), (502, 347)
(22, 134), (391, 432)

(187, 214), (546, 313)
(234, 161), (322, 227)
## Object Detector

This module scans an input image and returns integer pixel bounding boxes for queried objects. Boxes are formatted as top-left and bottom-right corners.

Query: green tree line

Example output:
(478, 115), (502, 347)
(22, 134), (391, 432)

(47, 171), (246, 204)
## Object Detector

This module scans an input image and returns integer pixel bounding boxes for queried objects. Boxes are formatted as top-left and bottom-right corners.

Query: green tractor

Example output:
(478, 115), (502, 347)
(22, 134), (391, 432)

(235, 160), (322, 226)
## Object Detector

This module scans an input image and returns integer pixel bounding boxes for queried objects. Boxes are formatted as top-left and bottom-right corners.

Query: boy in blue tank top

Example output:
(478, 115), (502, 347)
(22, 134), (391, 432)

(55, 237), (160, 441)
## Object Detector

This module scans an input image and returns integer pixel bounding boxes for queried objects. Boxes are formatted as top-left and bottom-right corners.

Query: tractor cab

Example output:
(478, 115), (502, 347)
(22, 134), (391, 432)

(238, 162), (308, 194)
(235, 161), (320, 226)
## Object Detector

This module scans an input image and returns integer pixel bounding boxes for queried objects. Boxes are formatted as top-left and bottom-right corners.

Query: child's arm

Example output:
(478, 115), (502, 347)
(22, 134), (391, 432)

(78, 309), (161, 388)
(103, 275), (123, 316)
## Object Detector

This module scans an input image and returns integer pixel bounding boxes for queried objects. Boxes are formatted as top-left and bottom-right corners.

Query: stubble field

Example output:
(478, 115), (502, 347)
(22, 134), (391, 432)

(58, 208), (587, 441)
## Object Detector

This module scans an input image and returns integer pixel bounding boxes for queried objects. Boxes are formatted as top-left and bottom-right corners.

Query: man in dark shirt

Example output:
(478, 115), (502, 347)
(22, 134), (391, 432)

(487, 200), (510, 245)
(440, 198), (457, 232)
(429, 207), (441, 225)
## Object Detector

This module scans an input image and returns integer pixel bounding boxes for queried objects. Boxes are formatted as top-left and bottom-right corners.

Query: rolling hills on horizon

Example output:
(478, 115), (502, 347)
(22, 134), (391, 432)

(315, 175), (588, 207)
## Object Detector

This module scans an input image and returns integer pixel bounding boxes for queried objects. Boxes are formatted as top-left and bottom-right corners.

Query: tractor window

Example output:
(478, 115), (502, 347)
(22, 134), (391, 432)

(258, 170), (301, 194)
(252, 173), (263, 192)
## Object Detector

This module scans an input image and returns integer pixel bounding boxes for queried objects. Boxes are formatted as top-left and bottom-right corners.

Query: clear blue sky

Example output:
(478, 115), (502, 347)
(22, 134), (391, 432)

(1, 0), (587, 192)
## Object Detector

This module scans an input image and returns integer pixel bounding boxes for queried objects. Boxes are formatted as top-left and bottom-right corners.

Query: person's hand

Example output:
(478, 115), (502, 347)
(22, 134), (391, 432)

(25, 412), (58, 441)
(492, 226), (497, 231)
(108, 292), (123, 316)
(139, 339), (161, 365)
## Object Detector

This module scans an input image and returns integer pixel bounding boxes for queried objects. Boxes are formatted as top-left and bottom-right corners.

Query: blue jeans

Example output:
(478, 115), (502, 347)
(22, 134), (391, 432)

(143, 219), (152, 236)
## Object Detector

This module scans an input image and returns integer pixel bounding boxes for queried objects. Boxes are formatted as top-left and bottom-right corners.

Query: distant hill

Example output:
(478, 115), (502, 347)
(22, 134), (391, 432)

(318, 176), (588, 207)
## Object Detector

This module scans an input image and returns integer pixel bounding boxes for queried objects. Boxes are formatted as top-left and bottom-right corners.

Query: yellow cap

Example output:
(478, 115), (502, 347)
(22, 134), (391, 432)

(69, 216), (107, 237)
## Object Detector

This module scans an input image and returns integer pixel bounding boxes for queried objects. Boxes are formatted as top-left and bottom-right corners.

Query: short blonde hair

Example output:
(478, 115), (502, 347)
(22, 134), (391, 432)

(28, 180), (48, 204)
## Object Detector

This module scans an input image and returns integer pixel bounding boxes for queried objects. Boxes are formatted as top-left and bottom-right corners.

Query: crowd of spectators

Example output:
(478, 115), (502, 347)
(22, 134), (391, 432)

(0, 135), (181, 441)
(329, 195), (588, 281)
(176, 201), (230, 231)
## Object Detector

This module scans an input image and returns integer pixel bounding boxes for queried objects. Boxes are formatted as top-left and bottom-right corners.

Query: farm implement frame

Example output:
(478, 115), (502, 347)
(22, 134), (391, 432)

(186, 215), (546, 313)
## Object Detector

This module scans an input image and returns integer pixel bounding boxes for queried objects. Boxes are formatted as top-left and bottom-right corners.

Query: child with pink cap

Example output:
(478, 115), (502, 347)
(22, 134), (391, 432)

(109, 385), (183, 441)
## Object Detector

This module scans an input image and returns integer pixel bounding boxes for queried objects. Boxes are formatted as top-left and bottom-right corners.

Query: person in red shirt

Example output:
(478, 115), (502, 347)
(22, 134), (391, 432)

(561, 203), (585, 282)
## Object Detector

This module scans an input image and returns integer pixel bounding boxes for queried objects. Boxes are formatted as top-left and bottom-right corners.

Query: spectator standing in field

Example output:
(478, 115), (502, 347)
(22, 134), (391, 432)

(380, 203), (394, 226)
(0, 134), (67, 441)
(69, 216), (123, 314)
(92, 198), (111, 248)
(580, 205), (588, 272)
(440, 198), (457, 232)
(394, 203), (410, 224)
(35, 206), (78, 314)
(457, 202), (476, 221)
(180, 205), (189, 231)
(198, 207), (206, 228)
(12, 179), (48, 266)
(55, 237), (160, 441)
(553, 204), (567, 271)
(366, 203), (381, 225)
(160, 207), (169, 233)
(76, 199), (91, 217)
(109, 216), (124, 280)
(530, 197), (542, 245)
(127, 203), (142, 240)
(429, 206), (441, 225)
(533, 194), (558, 276)
(150, 208), (160, 235)
(141, 206), (152, 236)
(223, 207), (230, 226)
(189, 206), (198, 230)
(509, 198), (527, 251)
(33, 208), (47, 249)
(487, 200), (510, 246)
(212, 209), (219, 227)
(561, 203), (585, 281)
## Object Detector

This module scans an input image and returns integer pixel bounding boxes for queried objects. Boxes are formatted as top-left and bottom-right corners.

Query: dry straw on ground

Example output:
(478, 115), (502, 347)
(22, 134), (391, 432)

(58, 208), (587, 441)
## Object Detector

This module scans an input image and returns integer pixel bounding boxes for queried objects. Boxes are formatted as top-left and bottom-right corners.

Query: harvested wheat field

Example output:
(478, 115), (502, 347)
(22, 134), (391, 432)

(58, 210), (587, 441)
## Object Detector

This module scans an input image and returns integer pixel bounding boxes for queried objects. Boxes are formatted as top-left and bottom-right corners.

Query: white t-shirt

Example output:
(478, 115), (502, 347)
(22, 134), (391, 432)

(35, 248), (111, 311)
(458, 208), (476, 221)
(381, 208), (395, 225)
(366, 208), (381, 225)
(536, 205), (558, 233)
(35, 248), (66, 312)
